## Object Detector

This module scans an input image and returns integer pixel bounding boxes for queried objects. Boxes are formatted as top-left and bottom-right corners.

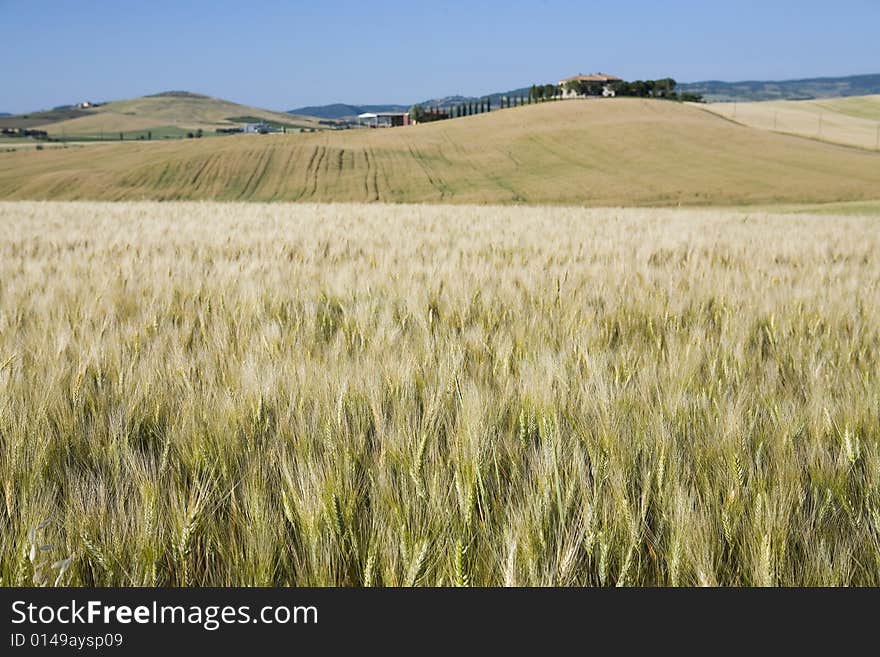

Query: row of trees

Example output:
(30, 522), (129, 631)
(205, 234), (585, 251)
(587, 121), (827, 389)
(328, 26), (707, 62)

(452, 99), (491, 116)
(411, 92), (561, 123)
(409, 105), (450, 123)
(500, 96), (539, 108)
(411, 99), (494, 123)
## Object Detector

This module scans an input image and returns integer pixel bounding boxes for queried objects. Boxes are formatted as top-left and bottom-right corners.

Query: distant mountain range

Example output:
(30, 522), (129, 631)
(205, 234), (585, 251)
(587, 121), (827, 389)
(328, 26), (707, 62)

(678, 73), (880, 102)
(287, 103), (411, 120)
(289, 73), (880, 118)
(0, 112), (10, 117)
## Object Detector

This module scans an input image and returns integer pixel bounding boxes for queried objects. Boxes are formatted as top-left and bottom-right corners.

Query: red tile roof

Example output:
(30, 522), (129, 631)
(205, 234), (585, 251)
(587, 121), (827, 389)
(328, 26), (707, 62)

(560, 73), (622, 83)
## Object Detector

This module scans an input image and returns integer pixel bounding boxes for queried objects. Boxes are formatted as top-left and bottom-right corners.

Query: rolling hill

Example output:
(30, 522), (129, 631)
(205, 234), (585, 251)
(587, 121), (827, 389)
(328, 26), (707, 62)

(0, 92), (322, 138)
(1, 98), (878, 205)
(703, 95), (880, 150)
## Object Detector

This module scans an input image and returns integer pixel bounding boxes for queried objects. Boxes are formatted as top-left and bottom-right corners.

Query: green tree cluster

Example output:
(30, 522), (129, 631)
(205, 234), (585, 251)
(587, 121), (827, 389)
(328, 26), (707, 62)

(612, 78), (685, 99)
(529, 84), (560, 101)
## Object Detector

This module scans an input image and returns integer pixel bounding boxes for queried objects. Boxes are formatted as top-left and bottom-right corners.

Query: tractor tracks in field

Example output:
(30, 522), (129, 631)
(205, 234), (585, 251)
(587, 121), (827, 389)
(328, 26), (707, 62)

(309, 145), (327, 198)
(239, 146), (276, 199)
(189, 156), (212, 187)
(294, 144), (327, 200)
(362, 148), (380, 201)
(440, 128), (526, 202)
(405, 139), (450, 200)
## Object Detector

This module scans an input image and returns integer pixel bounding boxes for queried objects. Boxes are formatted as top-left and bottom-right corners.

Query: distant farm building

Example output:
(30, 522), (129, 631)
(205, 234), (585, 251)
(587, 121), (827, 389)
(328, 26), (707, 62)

(559, 73), (622, 98)
(242, 122), (280, 134)
(358, 112), (411, 128)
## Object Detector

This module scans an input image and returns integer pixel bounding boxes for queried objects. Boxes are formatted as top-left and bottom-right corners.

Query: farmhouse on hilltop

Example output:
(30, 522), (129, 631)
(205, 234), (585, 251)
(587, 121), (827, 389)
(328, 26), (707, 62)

(559, 73), (622, 98)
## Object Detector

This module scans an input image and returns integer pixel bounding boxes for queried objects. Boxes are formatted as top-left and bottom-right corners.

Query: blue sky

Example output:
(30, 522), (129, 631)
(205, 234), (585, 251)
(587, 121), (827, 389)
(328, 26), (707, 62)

(1, 0), (878, 113)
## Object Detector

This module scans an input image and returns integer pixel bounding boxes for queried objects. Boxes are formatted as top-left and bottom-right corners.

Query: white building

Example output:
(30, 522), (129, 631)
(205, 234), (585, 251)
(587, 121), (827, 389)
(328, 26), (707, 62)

(243, 122), (279, 134)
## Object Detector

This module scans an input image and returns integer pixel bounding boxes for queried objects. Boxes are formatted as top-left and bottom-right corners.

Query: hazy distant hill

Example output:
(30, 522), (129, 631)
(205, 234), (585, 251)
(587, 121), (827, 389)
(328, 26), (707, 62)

(679, 73), (880, 102)
(287, 103), (410, 119)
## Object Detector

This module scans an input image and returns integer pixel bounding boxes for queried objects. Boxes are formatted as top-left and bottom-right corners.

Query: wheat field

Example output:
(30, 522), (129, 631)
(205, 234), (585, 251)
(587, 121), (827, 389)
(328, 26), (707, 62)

(704, 96), (880, 150)
(1, 201), (879, 586)
(4, 99), (880, 206)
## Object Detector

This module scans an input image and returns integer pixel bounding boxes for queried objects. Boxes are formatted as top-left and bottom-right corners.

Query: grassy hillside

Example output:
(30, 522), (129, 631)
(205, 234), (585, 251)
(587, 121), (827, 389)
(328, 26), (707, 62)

(3, 201), (879, 586)
(1, 98), (879, 205)
(6, 92), (321, 139)
(704, 96), (880, 150)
